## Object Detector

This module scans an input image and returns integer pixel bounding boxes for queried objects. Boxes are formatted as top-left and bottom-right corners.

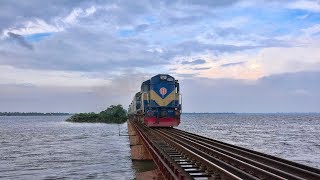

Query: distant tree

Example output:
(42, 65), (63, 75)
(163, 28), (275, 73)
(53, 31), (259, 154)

(66, 104), (127, 124)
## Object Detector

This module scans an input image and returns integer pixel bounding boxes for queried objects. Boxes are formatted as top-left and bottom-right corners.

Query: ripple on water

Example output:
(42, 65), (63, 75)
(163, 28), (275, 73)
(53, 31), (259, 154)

(1, 114), (319, 178)
(0, 116), (135, 179)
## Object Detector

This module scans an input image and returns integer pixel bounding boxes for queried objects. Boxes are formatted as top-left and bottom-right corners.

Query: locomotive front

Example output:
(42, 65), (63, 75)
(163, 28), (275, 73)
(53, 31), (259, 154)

(143, 74), (181, 127)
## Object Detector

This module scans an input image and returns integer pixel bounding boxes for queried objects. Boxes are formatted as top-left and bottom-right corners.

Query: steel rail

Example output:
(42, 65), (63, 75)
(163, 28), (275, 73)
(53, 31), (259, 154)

(170, 128), (320, 179)
(130, 120), (320, 179)
(153, 128), (259, 179)
(136, 122), (194, 179)
(160, 128), (291, 179)
(131, 120), (181, 180)
(161, 128), (303, 179)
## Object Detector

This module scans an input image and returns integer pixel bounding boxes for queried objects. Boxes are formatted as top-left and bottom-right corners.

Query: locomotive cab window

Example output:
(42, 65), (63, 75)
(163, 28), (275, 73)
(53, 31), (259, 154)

(142, 84), (149, 92)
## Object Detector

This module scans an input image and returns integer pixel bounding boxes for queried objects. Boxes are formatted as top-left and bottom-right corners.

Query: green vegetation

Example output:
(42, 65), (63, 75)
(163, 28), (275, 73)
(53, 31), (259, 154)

(66, 104), (127, 124)
(0, 112), (70, 116)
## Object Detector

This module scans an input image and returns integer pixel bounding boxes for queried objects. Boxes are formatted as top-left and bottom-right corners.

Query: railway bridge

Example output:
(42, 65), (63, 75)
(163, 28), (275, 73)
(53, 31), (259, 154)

(128, 119), (320, 180)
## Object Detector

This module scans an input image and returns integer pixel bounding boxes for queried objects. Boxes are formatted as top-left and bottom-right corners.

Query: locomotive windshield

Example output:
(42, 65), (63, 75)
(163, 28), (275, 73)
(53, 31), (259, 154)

(142, 84), (149, 92)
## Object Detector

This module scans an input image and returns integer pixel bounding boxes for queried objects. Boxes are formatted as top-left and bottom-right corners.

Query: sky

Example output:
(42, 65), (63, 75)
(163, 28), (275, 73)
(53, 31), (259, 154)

(0, 0), (319, 113)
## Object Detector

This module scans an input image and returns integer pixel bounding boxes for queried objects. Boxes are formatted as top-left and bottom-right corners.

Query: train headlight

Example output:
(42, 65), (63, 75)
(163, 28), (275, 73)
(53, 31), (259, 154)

(160, 110), (167, 117)
(160, 75), (167, 80)
(175, 110), (181, 117)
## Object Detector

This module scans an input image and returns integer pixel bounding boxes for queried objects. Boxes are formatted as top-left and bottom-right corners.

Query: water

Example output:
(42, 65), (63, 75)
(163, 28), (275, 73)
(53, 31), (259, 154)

(0, 114), (319, 179)
(0, 116), (134, 179)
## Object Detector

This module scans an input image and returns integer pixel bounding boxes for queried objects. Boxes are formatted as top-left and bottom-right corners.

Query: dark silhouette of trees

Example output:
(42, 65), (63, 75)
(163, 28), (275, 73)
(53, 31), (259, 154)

(66, 104), (127, 124)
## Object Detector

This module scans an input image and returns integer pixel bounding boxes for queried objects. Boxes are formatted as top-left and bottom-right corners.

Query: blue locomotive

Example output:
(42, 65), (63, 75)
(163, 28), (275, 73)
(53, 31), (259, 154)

(128, 74), (181, 127)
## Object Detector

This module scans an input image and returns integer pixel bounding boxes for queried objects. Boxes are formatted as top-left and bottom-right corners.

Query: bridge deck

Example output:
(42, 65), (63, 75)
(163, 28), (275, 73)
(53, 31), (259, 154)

(130, 119), (320, 180)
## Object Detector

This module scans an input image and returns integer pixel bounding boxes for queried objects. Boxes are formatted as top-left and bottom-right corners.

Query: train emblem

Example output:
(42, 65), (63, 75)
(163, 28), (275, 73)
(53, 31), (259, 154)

(160, 87), (167, 97)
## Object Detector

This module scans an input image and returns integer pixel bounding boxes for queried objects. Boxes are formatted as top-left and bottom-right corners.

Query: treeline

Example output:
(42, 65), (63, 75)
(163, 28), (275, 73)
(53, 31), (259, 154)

(0, 112), (71, 116)
(66, 104), (127, 124)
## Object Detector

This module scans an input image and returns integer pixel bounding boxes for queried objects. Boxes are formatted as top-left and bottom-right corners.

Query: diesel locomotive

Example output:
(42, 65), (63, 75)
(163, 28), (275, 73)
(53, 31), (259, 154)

(128, 74), (181, 127)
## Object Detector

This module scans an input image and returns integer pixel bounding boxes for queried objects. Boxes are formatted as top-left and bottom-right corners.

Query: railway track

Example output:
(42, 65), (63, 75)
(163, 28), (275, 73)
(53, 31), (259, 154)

(131, 120), (320, 180)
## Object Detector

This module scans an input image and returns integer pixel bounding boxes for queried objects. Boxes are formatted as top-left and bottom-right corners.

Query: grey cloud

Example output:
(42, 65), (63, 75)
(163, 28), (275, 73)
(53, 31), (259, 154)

(161, 40), (258, 59)
(216, 27), (241, 36)
(182, 0), (239, 6)
(0, 27), (165, 72)
(7, 32), (33, 50)
(205, 27), (292, 48)
(259, 71), (320, 90)
(0, 71), (151, 112)
(206, 27), (242, 38)
(176, 73), (198, 78)
(181, 71), (320, 113)
(134, 24), (149, 32)
(2, 71), (318, 113)
(220, 61), (245, 67)
(0, 0), (154, 33)
(166, 15), (207, 25)
(192, 67), (211, 70)
(181, 59), (206, 65)
(0, 0), (89, 32)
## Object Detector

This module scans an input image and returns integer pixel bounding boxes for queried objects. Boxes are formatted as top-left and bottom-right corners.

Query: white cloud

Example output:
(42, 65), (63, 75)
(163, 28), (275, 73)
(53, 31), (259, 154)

(302, 24), (320, 35)
(170, 43), (320, 80)
(1, 5), (100, 38)
(292, 89), (310, 96)
(288, 0), (320, 12)
(62, 6), (97, 24)
(218, 16), (250, 28)
(2, 19), (62, 37)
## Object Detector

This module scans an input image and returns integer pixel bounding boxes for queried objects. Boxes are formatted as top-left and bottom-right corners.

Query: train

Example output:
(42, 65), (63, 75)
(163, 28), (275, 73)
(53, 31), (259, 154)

(128, 74), (182, 127)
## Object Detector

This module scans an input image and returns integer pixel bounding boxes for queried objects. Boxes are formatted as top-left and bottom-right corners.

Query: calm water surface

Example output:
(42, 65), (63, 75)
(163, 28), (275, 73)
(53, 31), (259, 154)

(0, 116), (134, 179)
(1, 114), (319, 179)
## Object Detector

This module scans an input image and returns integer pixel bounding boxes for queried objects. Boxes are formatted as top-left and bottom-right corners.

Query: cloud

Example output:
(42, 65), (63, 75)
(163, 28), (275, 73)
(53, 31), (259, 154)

(181, 59), (206, 65)
(0, 71), (318, 113)
(192, 67), (211, 70)
(0, 65), (110, 87)
(0, 0), (87, 33)
(220, 61), (245, 67)
(164, 40), (258, 59)
(7, 32), (33, 49)
(0, 0), (320, 112)
(292, 89), (310, 96)
(0, 71), (151, 113)
(134, 24), (149, 32)
(0, 27), (166, 72)
(63, 6), (97, 24)
(181, 0), (239, 7)
(3, 19), (62, 37)
(288, 0), (320, 12)
(302, 24), (320, 36)
(181, 71), (320, 113)
(194, 44), (320, 80)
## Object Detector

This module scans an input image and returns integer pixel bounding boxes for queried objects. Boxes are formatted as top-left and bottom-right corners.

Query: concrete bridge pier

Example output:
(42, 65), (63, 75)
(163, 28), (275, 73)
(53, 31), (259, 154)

(127, 120), (164, 179)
